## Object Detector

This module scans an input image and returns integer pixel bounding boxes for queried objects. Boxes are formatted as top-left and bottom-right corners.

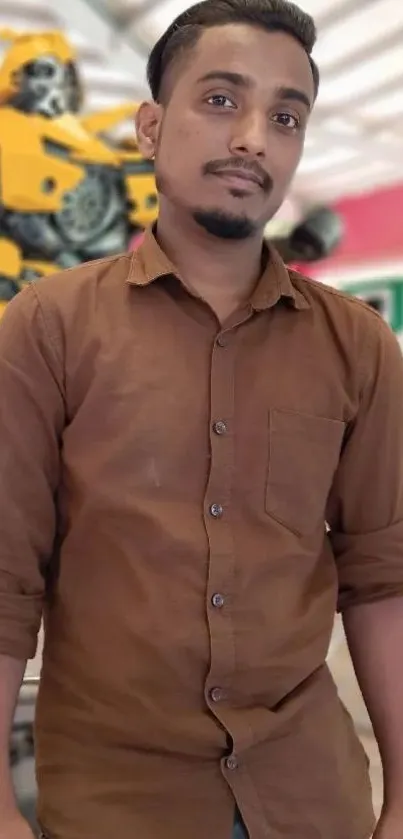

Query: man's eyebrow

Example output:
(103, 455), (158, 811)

(197, 71), (251, 88)
(274, 85), (312, 110)
(197, 73), (312, 110)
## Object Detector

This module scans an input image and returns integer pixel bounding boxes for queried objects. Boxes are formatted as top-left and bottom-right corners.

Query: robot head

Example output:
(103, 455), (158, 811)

(0, 29), (82, 116)
(11, 55), (81, 117)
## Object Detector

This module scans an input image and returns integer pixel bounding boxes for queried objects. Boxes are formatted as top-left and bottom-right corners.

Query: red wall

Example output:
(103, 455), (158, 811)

(308, 181), (403, 275)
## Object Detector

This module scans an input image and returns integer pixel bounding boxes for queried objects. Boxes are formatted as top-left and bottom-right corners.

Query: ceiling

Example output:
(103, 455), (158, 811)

(102, 0), (403, 203)
(1, 0), (403, 206)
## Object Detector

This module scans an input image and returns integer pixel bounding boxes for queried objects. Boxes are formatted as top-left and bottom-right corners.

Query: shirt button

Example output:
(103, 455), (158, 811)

(217, 334), (228, 348)
(211, 593), (225, 608)
(225, 755), (238, 771)
(210, 503), (223, 518)
(213, 420), (227, 436)
(210, 687), (226, 703)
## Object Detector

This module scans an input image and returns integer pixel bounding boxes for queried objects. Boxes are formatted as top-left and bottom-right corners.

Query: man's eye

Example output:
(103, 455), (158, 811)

(272, 112), (300, 130)
(207, 94), (236, 109)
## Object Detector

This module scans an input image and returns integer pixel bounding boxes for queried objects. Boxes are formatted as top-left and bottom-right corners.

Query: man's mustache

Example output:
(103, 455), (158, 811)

(203, 158), (273, 193)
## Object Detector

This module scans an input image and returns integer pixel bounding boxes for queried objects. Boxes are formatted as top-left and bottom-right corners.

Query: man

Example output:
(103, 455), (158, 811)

(1, 1), (403, 838)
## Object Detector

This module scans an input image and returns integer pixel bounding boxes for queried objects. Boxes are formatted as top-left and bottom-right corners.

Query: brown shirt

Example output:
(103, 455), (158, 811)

(1, 228), (403, 839)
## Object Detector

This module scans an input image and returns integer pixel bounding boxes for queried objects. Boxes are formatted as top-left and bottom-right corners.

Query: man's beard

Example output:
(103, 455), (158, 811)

(192, 208), (257, 240)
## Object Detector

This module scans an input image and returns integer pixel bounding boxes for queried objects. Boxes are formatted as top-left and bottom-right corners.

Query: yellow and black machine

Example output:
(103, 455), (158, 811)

(0, 28), (158, 315)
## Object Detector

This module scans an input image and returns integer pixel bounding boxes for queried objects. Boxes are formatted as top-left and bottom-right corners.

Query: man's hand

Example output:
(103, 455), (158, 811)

(0, 810), (35, 839)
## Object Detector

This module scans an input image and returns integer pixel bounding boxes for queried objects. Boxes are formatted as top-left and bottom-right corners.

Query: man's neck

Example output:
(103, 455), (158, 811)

(155, 205), (265, 322)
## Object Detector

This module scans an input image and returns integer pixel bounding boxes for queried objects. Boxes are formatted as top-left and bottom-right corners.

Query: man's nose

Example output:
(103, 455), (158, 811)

(229, 111), (266, 158)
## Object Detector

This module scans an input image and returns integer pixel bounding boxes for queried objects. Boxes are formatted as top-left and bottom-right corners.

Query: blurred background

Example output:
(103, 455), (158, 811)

(4, 0), (401, 826)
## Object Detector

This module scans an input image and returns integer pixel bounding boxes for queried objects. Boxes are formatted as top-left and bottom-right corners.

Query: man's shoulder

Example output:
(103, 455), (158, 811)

(32, 252), (133, 306)
(290, 268), (389, 337)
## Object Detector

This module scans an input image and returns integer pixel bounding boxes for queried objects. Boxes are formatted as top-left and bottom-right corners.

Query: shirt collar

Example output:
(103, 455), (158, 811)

(250, 244), (310, 312)
(127, 225), (310, 312)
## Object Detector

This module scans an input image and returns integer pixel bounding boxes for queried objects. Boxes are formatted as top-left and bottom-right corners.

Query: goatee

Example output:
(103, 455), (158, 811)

(192, 209), (257, 240)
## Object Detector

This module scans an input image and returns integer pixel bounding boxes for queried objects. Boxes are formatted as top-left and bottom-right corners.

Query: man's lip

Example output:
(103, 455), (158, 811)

(213, 169), (263, 187)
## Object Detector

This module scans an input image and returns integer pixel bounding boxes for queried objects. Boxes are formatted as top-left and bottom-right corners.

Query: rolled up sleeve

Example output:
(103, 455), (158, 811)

(0, 285), (64, 659)
(327, 311), (403, 611)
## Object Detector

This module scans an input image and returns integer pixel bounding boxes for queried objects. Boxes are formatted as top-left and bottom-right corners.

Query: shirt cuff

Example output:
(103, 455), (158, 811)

(331, 518), (403, 611)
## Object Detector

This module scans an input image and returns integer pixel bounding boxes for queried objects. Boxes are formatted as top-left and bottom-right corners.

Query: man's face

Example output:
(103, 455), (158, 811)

(137, 24), (315, 239)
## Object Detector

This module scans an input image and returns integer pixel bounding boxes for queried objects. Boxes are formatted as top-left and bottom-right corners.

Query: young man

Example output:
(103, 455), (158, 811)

(1, 2), (403, 838)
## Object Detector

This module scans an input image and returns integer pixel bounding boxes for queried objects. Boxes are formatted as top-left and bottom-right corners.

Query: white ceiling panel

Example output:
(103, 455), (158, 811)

(296, 0), (352, 16)
(106, 0), (150, 6)
(0, 0), (56, 27)
(312, 0), (403, 70)
(317, 43), (403, 107)
(317, 117), (363, 138)
(299, 158), (396, 187)
(80, 65), (136, 89)
(136, 0), (194, 41)
(298, 147), (358, 175)
(295, 161), (402, 202)
(358, 89), (403, 120)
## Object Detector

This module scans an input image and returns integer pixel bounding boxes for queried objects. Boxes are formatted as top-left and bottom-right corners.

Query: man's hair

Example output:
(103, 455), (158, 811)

(147, 0), (319, 102)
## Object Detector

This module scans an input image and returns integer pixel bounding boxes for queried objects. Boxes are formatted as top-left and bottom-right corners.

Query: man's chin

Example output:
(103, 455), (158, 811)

(192, 208), (258, 241)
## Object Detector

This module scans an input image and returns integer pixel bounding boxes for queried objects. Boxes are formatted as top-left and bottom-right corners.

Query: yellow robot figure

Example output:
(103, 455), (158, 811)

(0, 28), (158, 315)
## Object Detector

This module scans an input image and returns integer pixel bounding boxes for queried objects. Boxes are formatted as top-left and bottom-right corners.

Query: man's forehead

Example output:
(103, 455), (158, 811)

(194, 23), (305, 58)
(188, 24), (314, 94)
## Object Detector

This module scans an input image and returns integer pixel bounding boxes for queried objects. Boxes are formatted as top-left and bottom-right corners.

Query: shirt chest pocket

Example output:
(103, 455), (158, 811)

(265, 409), (346, 536)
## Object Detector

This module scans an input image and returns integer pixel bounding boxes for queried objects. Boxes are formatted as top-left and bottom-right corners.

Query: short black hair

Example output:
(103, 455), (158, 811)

(147, 0), (319, 102)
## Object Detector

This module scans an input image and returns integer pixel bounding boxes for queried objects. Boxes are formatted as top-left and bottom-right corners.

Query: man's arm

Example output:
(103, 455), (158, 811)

(0, 656), (26, 811)
(327, 311), (403, 828)
(343, 600), (403, 818)
(0, 656), (35, 839)
(0, 286), (65, 830)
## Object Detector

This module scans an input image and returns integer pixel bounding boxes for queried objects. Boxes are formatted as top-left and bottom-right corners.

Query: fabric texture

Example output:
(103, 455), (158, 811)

(1, 228), (399, 838)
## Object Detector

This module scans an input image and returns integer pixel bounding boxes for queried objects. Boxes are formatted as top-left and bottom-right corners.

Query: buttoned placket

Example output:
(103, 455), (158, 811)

(203, 308), (257, 779)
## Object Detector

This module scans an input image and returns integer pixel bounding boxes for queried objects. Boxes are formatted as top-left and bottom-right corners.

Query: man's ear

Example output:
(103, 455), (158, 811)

(135, 101), (163, 159)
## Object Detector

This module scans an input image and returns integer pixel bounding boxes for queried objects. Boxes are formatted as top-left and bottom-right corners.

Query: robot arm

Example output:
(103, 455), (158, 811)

(0, 238), (23, 308)
(80, 104), (138, 138)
